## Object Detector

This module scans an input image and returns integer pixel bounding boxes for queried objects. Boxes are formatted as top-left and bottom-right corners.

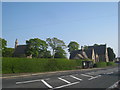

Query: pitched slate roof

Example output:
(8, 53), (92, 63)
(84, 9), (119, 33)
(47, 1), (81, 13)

(70, 44), (106, 59)
(70, 50), (80, 59)
(14, 45), (27, 55)
(87, 45), (106, 55)
(85, 48), (92, 59)
(70, 50), (88, 59)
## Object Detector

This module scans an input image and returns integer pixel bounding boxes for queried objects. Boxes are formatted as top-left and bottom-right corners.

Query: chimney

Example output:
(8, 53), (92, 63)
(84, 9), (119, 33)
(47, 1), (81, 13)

(81, 46), (84, 51)
(15, 39), (18, 49)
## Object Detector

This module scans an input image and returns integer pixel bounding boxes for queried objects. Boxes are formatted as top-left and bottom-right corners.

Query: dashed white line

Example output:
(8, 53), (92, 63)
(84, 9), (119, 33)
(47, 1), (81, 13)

(58, 77), (71, 84)
(81, 74), (94, 78)
(69, 75), (82, 81)
(53, 81), (80, 89)
(88, 75), (101, 80)
(41, 79), (53, 89)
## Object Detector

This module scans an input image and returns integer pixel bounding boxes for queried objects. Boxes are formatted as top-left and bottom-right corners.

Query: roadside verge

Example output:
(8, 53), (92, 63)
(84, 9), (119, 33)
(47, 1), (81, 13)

(1, 66), (117, 79)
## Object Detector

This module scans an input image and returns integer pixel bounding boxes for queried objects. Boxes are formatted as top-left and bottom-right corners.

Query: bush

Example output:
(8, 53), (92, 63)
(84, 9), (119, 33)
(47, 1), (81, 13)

(2, 58), (48, 73)
(107, 62), (116, 66)
(2, 57), (96, 74)
(2, 57), (84, 74)
(75, 59), (82, 66)
(95, 62), (107, 67)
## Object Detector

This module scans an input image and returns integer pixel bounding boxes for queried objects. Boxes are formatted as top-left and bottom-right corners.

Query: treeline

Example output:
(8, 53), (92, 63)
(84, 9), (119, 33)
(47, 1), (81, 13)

(0, 37), (80, 59)
(0, 37), (116, 61)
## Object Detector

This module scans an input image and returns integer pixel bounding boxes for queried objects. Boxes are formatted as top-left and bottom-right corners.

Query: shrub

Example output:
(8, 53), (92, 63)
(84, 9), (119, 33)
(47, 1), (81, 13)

(2, 57), (49, 73)
(107, 62), (116, 66)
(2, 57), (94, 74)
(75, 59), (82, 66)
(2, 58), (81, 74)
(95, 62), (107, 67)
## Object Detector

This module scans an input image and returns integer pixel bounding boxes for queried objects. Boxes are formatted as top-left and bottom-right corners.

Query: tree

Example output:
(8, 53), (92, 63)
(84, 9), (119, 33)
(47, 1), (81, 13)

(0, 38), (7, 57)
(68, 41), (79, 54)
(83, 45), (88, 50)
(43, 50), (52, 58)
(26, 38), (48, 58)
(54, 47), (66, 58)
(2, 48), (14, 57)
(38, 50), (52, 58)
(0, 38), (14, 57)
(107, 47), (116, 61)
(94, 44), (99, 46)
(46, 37), (66, 58)
(0, 38), (7, 50)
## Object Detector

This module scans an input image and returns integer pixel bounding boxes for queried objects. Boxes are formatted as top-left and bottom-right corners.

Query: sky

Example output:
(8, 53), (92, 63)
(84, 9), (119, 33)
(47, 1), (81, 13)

(2, 2), (118, 58)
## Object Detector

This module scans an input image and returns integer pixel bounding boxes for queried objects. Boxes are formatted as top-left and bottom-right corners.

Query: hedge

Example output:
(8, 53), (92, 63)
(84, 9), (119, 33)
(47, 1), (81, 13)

(95, 61), (116, 68)
(95, 62), (107, 67)
(2, 57), (116, 74)
(107, 62), (116, 66)
(2, 57), (84, 74)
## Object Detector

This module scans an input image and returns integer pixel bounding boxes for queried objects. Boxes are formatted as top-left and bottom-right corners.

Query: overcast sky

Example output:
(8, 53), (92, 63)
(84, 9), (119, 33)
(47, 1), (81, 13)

(2, 2), (118, 58)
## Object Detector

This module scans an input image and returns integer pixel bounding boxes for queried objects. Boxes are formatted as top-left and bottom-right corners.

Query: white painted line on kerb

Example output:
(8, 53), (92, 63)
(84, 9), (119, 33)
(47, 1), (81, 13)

(41, 79), (53, 89)
(69, 75), (82, 81)
(16, 79), (41, 84)
(53, 81), (79, 89)
(58, 77), (71, 84)
(88, 75), (101, 80)
(81, 74), (94, 78)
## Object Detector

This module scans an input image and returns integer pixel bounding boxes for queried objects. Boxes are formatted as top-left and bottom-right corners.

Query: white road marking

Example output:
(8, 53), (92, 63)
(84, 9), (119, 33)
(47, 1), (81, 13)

(69, 75), (82, 81)
(58, 77), (71, 84)
(45, 78), (50, 80)
(53, 81), (79, 89)
(106, 72), (113, 74)
(108, 80), (119, 89)
(81, 74), (94, 78)
(88, 75), (101, 80)
(86, 72), (95, 75)
(61, 76), (65, 77)
(16, 78), (50, 85)
(16, 79), (41, 84)
(41, 79), (53, 89)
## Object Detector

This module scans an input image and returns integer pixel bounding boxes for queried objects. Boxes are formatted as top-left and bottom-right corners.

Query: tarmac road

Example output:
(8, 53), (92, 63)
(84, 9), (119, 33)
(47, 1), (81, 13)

(2, 66), (119, 89)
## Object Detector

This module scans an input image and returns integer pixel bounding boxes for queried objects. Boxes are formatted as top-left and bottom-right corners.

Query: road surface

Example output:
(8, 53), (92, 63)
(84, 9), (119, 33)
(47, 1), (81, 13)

(2, 66), (119, 89)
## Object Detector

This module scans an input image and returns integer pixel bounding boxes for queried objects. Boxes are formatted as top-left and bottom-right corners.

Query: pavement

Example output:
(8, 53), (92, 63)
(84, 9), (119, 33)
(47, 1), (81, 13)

(2, 66), (120, 89)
